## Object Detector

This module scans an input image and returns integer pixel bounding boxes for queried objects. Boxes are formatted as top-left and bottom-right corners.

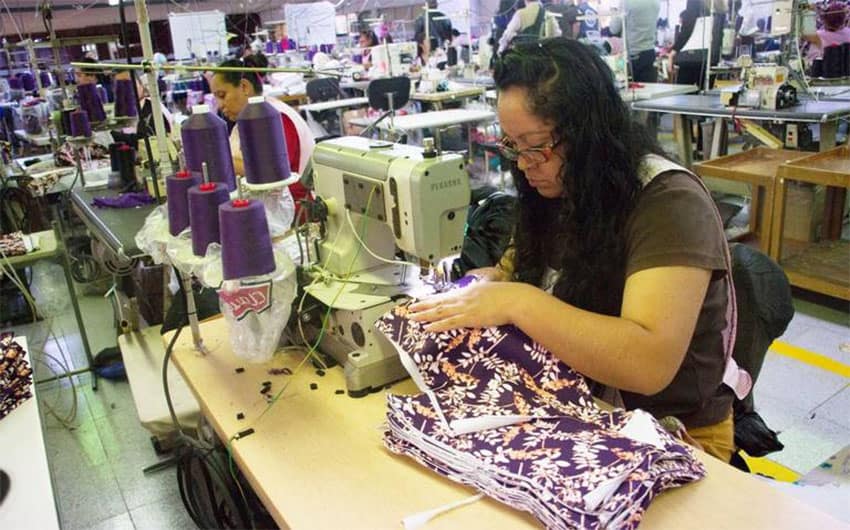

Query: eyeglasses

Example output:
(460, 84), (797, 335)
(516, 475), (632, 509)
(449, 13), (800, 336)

(498, 136), (562, 167)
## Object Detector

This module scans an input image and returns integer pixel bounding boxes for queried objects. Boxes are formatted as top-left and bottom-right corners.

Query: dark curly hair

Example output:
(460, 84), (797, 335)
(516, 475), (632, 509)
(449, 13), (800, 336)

(494, 38), (663, 316)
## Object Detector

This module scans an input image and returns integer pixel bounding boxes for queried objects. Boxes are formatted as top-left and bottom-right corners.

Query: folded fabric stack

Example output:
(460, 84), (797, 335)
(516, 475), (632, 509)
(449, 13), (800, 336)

(0, 231), (31, 258)
(0, 333), (33, 421)
(375, 301), (706, 530)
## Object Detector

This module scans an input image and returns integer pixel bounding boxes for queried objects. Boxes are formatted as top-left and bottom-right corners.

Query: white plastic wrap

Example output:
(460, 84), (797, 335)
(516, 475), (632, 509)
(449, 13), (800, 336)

(216, 251), (297, 363)
(134, 205), (172, 265)
(240, 179), (297, 238)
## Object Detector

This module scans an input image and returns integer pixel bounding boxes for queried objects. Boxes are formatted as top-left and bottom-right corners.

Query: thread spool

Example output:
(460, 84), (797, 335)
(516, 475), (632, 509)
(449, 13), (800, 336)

(77, 83), (106, 123)
(96, 85), (108, 105)
(113, 79), (138, 118)
(188, 182), (230, 256)
(61, 108), (76, 136)
(219, 199), (275, 280)
(812, 58), (824, 78)
(181, 104), (236, 191)
(19, 72), (36, 92)
(116, 144), (136, 189)
(69, 109), (92, 138)
(109, 142), (126, 172)
(237, 96), (291, 185)
(167, 170), (202, 235)
(39, 71), (52, 88)
(8, 77), (21, 90)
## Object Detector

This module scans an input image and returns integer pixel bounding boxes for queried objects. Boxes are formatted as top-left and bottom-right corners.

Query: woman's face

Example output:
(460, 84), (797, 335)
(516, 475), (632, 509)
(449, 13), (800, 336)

(497, 86), (566, 199)
(210, 74), (251, 121)
(359, 33), (372, 48)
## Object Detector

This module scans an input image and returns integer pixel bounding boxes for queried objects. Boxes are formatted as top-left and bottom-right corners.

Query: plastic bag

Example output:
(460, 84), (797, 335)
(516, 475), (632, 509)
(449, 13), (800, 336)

(134, 205), (171, 265)
(216, 252), (297, 363)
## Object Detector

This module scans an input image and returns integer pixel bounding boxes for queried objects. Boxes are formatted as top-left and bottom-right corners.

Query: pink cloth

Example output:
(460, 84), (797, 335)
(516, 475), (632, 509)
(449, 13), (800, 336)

(811, 27), (850, 59)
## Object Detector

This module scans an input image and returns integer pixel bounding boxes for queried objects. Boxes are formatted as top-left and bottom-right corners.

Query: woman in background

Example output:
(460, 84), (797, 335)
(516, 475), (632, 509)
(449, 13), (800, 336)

(210, 56), (314, 208)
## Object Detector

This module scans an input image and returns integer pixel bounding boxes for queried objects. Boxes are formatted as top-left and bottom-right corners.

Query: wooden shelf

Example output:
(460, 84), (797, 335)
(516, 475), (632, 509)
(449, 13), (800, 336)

(780, 240), (850, 300)
(693, 148), (809, 255)
(772, 145), (850, 300)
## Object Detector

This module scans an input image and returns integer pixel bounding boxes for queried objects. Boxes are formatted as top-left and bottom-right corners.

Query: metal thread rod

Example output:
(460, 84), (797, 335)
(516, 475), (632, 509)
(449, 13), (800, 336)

(178, 270), (206, 354)
(201, 161), (209, 184)
(69, 61), (317, 75)
(134, 0), (171, 178)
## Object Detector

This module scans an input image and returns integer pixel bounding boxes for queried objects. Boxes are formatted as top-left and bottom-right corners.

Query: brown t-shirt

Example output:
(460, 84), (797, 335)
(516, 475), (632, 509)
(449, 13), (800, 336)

(619, 170), (734, 428)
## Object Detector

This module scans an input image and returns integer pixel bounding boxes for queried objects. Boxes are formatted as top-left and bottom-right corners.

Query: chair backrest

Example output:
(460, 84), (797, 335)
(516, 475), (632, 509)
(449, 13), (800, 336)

(306, 77), (340, 103)
(366, 77), (411, 111)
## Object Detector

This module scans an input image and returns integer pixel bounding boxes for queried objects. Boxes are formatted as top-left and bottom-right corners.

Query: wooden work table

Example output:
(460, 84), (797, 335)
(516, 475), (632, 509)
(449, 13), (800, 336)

(169, 319), (847, 529)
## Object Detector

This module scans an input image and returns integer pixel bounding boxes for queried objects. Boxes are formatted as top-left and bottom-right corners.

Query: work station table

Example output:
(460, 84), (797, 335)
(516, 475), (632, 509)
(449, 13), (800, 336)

(412, 87), (486, 109)
(2, 227), (96, 389)
(349, 109), (496, 151)
(0, 336), (61, 530)
(631, 94), (850, 166)
(69, 187), (156, 260)
(168, 319), (847, 529)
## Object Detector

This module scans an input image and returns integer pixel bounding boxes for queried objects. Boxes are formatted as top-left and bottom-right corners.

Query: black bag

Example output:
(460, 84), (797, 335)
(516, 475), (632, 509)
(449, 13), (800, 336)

(451, 188), (516, 279)
(730, 243), (794, 457)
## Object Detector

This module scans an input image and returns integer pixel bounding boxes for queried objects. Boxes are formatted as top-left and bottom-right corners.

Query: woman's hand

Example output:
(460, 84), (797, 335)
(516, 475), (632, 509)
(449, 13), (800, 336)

(408, 281), (535, 332)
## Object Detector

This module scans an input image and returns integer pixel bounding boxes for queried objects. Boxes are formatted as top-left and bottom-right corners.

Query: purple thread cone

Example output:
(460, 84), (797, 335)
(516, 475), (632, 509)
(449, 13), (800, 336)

(188, 182), (230, 256)
(113, 79), (138, 117)
(39, 71), (52, 88)
(8, 77), (21, 90)
(181, 105), (236, 191)
(77, 83), (106, 122)
(69, 109), (92, 138)
(19, 72), (36, 91)
(166, 170), (202, 236)
(236, 96), (291, 185)
(219, 199), (275, 280)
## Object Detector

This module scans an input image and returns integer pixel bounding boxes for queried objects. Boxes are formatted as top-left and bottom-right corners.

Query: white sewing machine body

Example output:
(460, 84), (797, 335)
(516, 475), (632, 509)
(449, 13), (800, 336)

(303, 136), (470, 396)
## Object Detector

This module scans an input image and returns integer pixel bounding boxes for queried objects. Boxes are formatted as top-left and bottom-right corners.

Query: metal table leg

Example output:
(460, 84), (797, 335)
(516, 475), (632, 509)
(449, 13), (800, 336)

(54, 221), (98, 390)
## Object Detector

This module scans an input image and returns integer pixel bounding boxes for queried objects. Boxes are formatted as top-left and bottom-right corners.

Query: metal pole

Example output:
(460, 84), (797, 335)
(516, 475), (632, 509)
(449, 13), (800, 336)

(705, 1), (715, 92)
(118, 0), (162, 202)
(424, 3), (431, 58)
(134, 0), (172, 177)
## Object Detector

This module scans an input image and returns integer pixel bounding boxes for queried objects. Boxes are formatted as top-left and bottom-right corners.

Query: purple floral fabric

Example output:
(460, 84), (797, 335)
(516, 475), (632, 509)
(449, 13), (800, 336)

(374, 297), (706, 530)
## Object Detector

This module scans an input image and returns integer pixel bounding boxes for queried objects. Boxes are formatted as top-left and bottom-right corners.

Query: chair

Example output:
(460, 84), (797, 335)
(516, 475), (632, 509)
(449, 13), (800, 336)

(364, 77), (411, 140)
(728, 243), (793, 469)
(304, 77), (343, 138)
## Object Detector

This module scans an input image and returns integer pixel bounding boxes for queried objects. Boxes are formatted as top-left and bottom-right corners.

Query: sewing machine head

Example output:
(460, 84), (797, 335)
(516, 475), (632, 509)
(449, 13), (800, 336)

(311, 136), (470, 277)
(721, 63), (797, 110)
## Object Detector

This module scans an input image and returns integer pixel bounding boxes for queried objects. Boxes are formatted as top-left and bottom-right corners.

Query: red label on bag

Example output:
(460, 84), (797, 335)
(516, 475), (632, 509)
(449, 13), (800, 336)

(219, 281), (273, 321)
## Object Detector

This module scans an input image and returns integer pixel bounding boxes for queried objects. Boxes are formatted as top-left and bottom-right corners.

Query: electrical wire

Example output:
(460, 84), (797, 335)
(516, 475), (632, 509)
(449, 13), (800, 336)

(344, 208), (419, 269)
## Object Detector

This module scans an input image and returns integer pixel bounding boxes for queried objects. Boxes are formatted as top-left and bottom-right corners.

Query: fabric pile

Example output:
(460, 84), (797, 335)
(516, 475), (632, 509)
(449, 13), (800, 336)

(375, 301), (706, 530)
(0, 231), (32, 258)
(0, 333), (33, 421)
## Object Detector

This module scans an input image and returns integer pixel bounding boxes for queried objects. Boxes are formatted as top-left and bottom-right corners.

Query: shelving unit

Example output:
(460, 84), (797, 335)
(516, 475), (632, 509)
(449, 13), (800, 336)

(693, 147), (808, 254)
(773, 144), (850, 300)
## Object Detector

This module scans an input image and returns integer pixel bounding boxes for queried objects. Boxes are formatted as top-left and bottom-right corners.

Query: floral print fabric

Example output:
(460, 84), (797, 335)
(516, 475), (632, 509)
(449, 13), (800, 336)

(375, 299), (706, 529)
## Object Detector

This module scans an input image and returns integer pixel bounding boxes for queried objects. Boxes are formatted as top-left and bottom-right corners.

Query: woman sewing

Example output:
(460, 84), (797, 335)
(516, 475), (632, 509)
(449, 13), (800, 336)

(358, 30), (381, 70)
(409, 38), (741, 462)
(209, 56), (313, 207)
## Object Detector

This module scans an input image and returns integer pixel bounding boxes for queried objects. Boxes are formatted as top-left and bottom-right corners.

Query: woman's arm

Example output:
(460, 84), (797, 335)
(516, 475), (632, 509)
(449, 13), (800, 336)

(409, 265), (711, 395)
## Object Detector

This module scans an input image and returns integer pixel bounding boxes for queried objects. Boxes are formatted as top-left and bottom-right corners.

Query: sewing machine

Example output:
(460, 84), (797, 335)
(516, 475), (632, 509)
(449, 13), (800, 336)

(721, 63), (798, 110)
(299, 136), (470, 396)
(368, 42), (418, 77)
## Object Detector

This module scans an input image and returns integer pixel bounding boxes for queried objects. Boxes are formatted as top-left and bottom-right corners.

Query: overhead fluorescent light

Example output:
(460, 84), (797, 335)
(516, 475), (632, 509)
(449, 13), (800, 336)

(109, 0), (121, 5)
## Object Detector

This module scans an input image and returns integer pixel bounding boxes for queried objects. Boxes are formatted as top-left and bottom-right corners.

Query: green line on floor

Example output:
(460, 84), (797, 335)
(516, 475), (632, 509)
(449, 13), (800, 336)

(770, 340), (850, 379)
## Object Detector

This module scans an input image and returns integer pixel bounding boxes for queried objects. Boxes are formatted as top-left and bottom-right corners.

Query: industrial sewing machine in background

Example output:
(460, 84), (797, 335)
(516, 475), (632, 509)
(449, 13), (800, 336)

(721, 60), (798, 110)
(294, 136), (470, 396)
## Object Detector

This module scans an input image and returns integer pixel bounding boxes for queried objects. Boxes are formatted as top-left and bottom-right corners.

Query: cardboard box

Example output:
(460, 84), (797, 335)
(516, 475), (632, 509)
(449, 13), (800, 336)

(783, 181), (826, 243)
